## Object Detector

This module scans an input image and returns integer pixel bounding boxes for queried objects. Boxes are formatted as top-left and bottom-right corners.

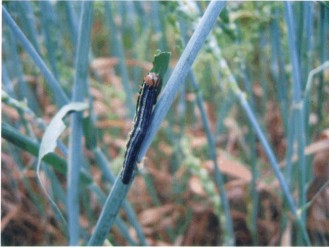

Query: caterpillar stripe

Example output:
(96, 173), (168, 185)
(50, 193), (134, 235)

(121, 72), (160, 184)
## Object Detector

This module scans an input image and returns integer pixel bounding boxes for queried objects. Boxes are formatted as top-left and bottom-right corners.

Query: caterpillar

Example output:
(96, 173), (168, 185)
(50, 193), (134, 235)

(121, 72), (160, 184)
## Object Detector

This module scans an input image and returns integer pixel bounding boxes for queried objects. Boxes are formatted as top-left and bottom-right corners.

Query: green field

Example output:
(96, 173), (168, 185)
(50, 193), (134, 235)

(1, 1), (329, 246)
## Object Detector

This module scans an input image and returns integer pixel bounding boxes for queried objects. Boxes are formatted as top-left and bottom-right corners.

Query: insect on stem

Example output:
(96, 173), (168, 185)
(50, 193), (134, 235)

(121, 72), (160, 184)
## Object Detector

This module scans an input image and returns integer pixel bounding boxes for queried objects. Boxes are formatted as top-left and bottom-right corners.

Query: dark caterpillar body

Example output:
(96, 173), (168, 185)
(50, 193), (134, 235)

(121, 73), (160, 184)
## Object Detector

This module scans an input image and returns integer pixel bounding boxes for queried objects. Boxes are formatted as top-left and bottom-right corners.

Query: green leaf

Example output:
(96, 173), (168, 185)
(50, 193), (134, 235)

(2, 122), (66, 173)
(83, 115), (98, 150)
(319, 1), (329, 9)
(151, 50), (171, 92)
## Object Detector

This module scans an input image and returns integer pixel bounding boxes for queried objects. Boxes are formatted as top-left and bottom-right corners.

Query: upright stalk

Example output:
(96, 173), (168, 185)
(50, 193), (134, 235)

(284, 3), (308, 244)
(67, 2), (94, 245)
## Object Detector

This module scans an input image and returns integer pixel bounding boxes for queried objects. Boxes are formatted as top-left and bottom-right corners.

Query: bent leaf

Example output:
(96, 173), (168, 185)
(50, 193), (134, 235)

(38, 102), (88, 162)
(37, 102), (88, 224)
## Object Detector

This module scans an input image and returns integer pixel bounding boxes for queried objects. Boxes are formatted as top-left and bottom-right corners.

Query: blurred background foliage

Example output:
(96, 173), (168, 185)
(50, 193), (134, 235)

(1, 1), (329, 246)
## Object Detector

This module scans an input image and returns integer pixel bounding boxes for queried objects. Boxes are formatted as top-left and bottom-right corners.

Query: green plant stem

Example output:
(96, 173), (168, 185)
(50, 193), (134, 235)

(178, 13), (234, 244)
(2, 27), (41, 114)
(316, 4), (328, 123)
(88, 183), (137, 246)
(137, 0), (227, 162)
(188, 72), (235, 245)
(208, 34), (311, 245)
(67, 1), (93, 245)
(284, 3), (308, 244)
(88, 51), (169, 246)
(39, 1), (60, 79)
(270, 7), (289, 133)
(93, 147), (148, 245)
(104, 1), (134, 118)
(2, 6), (69, 108)
(88, 178), (130, 246)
